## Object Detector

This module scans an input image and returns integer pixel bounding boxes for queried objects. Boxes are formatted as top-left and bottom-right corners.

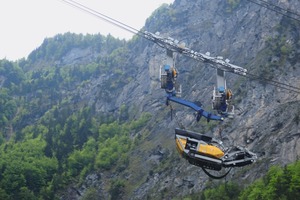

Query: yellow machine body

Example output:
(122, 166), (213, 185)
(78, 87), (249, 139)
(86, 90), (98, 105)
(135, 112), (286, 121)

(175, 138), (187, 155)
(176, 137), (224, 158)
(198, 144), (224, 158)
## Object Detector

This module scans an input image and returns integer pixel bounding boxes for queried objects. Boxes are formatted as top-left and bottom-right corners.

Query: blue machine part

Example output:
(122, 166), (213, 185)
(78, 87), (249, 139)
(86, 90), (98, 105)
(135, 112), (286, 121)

(167, 95), (224, 122)
(164, 64), (171, 71)
(218, 86), (225, 93)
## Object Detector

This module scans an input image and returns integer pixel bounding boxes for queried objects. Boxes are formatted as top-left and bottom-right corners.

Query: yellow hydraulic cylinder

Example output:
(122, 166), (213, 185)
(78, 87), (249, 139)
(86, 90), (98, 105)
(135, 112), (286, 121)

(198, 144), (224, 158)
(175, 138), (187, 155)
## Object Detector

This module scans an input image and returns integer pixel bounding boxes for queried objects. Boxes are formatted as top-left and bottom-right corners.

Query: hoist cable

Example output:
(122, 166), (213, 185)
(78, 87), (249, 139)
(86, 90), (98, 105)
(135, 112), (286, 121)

(169, 103), (186, 130)
(60, 0), (142, 36)
(243, 72), (300, 94)
(257, 0), (300, 17)
(254, 0), (300, 17)
(246, 0), (300, 23)
(59, 0), (300, 94)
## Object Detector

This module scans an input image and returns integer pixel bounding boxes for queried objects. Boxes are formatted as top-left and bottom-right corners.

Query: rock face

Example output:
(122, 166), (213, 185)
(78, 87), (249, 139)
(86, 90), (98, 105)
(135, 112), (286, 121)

(62, 0), (300, 199)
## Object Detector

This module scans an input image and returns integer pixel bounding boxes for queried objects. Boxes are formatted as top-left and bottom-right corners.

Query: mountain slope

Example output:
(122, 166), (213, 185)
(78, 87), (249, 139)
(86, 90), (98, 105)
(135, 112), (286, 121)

(66, 0), (300, 199)
(101, 0), (300, 199)
(0, 0), (300, 199)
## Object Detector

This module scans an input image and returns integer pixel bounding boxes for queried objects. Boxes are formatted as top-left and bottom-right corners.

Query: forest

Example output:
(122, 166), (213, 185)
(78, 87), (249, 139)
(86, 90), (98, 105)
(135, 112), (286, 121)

(0, 33), (152, 199)
(1, 0), (300, 198)
(0, 31), (299, 199)
(184, 160), (300, 200)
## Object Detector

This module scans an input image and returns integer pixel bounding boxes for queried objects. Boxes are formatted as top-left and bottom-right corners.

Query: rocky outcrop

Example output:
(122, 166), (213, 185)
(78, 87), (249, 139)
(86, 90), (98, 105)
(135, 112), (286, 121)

(62, 0), (300, 199)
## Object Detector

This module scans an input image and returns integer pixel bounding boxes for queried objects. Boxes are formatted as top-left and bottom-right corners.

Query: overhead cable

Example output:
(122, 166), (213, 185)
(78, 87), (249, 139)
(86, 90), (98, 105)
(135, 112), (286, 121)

(244, 72), (300, 94)
(246, 0), (300, 23)
(60, 0), (141, 36)
(58, 0), (300, 94)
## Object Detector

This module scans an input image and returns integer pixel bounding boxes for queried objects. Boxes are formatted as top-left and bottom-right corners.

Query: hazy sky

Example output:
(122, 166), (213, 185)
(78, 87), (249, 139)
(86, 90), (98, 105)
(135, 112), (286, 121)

(0, 0), (174, 61)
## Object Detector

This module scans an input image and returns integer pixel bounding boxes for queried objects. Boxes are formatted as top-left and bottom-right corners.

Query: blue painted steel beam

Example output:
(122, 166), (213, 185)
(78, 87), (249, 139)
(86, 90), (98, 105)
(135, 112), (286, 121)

(167, 95), (223, 122)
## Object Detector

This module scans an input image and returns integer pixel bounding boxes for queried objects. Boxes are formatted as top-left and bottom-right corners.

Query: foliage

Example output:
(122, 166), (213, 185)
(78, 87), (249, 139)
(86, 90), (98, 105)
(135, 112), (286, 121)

(184, 161), (300, 200)
(264, 16), (300, 69)
(129, 112), (152, 131)
(67, 137), (97, 177)
(95, 112), (151, 170)
(81, 187), (99, 200)
(240, 162), (300, 200)
(0, 105), (151, 199)
(0, 59), (25, 89)
(109, 179), (126, 200)
(0, 137), (58, 199)
(202, 182), (241, 200)
(145, 4), (178, 31)
(0, 88), (17, 127)
(0, 31), (150, 199)
(226, 0), (241, 13)
(26, 32), (126, 65)
(95, 134), (131, 170)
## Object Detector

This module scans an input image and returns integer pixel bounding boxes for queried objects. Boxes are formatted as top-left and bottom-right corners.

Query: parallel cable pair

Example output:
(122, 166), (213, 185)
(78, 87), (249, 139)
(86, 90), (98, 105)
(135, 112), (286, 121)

(59, 0), (300, 94)
(246, 0), (300, 23)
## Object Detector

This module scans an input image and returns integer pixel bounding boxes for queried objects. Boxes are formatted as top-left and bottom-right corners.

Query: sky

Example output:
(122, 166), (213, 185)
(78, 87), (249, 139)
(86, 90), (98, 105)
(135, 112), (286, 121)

(0, 0), (174, 61)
